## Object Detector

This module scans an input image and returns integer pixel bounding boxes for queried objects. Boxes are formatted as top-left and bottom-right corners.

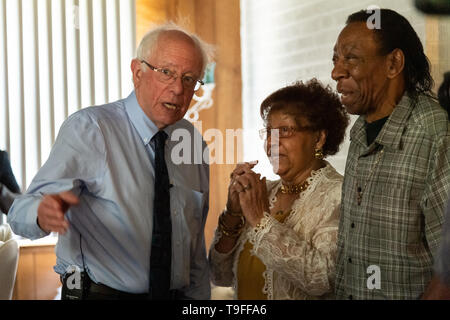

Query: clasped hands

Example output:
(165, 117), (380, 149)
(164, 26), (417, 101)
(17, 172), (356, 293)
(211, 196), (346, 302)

(226, 161), (270, 227)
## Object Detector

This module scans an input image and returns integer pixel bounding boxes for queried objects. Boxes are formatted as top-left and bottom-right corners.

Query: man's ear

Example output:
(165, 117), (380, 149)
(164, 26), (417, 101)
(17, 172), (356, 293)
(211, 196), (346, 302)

(386, 48), (405, 80)
(131, 59), (142, 88)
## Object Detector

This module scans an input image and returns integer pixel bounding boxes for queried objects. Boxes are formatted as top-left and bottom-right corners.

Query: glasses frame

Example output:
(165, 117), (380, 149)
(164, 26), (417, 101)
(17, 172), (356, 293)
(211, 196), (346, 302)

(258, 125), (315, 140)
(140, 60), (204, 91)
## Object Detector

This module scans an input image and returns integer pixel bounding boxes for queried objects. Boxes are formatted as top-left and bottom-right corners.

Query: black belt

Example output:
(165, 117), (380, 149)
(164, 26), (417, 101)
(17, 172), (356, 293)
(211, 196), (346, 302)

(61, 271), (181, 300)
(87, 280), (149, 300)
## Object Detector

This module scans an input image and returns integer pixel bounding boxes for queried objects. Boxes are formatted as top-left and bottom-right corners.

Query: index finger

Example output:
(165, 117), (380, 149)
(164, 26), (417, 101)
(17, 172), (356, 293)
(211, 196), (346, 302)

(236, 160), (258, 167)
(52, 191), (80, 213)
(58, 191), (80, 206)
(233, 161), (259, 177)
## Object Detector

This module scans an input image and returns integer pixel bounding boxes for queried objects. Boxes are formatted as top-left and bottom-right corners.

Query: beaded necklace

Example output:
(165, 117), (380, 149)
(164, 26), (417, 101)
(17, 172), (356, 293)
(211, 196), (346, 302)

(280, 179), (309, 194)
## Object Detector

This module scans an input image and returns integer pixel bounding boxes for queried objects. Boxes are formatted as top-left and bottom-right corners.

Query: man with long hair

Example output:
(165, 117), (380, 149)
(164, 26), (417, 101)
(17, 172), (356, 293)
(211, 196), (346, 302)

(332, 9), (450, 299)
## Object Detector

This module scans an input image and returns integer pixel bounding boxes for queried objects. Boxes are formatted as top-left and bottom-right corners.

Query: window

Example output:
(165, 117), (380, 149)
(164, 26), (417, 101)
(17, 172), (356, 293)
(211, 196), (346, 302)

(0, 0), (136, 190)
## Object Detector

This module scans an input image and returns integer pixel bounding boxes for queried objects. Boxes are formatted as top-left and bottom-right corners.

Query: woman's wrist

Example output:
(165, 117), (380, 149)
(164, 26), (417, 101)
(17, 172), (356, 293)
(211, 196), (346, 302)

(218, 210), (246, 238)
(224, 207), (243, 217)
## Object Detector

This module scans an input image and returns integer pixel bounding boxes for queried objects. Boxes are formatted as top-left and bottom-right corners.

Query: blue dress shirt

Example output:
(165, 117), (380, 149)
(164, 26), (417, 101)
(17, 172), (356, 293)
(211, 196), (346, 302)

(8, 91), (210, 298)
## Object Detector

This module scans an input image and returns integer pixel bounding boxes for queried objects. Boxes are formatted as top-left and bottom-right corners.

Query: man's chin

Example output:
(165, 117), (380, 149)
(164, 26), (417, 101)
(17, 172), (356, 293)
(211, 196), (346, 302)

(342, 101), (363, 116)
(161, 113), (185, 126)
(340, 94), (360, 112)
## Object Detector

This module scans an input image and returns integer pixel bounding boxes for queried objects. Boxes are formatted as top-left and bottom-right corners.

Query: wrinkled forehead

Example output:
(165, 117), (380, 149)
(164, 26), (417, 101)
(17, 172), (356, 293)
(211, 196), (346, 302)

(151, 31), (203, 72)
(333, 22), (379, 53)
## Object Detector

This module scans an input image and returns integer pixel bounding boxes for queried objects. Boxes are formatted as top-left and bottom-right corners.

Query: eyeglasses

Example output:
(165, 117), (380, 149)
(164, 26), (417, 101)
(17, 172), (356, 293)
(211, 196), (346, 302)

(258, 126), (314, 140)
(140, 60), (204, 92)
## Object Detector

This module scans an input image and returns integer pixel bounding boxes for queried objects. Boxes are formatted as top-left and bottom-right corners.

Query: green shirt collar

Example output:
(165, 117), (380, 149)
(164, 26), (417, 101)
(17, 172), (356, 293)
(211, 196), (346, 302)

(350, 93), (415, 151)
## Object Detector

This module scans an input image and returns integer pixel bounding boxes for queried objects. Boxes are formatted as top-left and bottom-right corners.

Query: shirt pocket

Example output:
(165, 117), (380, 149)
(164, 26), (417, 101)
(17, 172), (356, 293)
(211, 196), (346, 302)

(370, 185), (425, 255)
(171, 185), (206, 240)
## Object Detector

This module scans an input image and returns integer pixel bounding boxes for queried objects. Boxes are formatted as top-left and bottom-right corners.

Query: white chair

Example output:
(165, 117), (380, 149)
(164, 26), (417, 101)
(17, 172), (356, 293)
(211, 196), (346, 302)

(0, 224), (19, 300)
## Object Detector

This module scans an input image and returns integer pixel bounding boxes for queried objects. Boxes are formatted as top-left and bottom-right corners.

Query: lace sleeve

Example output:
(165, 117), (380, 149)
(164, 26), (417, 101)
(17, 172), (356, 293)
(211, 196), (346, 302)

(208, 227), (242, 287)
(248, 204), (339, 296)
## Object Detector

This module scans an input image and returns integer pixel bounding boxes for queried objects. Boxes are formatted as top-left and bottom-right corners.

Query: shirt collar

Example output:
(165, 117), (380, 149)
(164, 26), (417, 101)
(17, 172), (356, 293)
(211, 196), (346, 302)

(350, 92), (415, 151)
(375, 93), (414, 150)
(124, 91), (169, 146)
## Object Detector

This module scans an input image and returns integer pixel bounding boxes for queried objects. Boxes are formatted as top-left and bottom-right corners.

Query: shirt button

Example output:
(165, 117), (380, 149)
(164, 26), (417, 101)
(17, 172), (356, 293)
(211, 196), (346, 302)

(348, 295), (353, 300)
(348, 257), (352, 263)
(351, 222), (355, 228)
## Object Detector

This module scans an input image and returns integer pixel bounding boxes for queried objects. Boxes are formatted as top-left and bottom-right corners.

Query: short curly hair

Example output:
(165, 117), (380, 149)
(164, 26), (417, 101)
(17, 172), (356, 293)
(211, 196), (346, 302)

(260, 78), (349, 157)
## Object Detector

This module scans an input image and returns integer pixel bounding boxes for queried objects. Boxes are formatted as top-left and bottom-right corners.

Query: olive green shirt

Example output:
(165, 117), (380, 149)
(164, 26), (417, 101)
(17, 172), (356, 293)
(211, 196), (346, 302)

(335, 93), (450, 299)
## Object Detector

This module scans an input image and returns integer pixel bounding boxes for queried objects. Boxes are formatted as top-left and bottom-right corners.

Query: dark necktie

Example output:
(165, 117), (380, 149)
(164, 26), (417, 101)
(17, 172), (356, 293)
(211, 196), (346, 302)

(149, 130), (172, 299)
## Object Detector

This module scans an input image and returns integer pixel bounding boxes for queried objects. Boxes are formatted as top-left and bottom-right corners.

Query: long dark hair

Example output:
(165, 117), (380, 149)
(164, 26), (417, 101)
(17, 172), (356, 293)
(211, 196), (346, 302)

(347, 9), (434, 97)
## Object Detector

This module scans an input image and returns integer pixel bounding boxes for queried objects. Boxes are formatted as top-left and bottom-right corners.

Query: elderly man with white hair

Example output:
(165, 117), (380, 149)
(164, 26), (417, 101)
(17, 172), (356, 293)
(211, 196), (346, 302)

(8, 23), (213, 300)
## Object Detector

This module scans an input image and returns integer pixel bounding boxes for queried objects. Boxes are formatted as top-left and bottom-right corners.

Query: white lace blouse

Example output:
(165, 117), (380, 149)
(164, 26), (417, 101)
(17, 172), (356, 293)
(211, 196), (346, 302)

(209, 162), (343, 300)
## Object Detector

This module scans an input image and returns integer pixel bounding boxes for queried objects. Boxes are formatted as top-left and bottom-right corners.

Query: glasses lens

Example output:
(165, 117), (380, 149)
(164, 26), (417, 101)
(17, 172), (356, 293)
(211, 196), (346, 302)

(158, 68), (174, 82)
(260, 127), (299, 140)
(259, 128), (281, 140)
(279, 127), (292, 138)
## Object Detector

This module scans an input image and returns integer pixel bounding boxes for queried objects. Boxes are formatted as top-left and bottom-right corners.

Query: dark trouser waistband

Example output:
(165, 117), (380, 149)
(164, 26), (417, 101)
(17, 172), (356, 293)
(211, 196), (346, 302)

(61, 272), (181, 300)
(87, 281), (150, 300)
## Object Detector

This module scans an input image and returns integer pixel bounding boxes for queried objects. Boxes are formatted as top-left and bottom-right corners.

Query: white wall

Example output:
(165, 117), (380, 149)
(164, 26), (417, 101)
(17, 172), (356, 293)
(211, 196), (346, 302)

(240, 0), (426, 179)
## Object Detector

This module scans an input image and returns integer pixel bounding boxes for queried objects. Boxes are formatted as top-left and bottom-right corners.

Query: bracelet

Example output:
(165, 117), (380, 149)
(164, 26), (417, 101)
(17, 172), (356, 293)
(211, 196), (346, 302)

(218, 225), (242, 238)
(218, 212), (246, 239)
(219, 212), (245, 231)
(218, 220), (244, 237)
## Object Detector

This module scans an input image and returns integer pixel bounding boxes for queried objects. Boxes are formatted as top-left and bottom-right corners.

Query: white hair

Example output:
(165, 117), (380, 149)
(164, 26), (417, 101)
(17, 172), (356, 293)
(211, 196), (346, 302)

(136, 22), (214, 76)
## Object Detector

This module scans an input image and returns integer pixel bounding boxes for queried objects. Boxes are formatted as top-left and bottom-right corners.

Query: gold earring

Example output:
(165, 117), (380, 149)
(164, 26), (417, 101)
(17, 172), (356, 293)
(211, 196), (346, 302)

(314, 148), (324, 160)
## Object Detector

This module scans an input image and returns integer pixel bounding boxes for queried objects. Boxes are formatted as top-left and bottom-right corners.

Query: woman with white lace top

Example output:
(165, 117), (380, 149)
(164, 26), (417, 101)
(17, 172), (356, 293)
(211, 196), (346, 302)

(209, 79), (349, 299)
